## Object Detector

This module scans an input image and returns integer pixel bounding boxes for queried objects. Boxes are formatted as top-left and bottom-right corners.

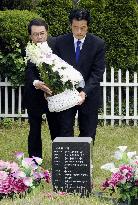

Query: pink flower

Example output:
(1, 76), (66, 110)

(0, 152), (51, 198)
(23, 177), (33, 187)
(102, 179), (110, 190)
(46, 192), (54, 199)
(22, 158), (37, 170)
(0, 160), (10, 171)
(57, 191), (67, 196)
(101, 146), (138, 202)
(135, 160), (138, 165)
(32, 157), (43, 165)
(108, 172), (125, 188)
(33, 172), (43, 180)
(43, 170), (51, 183)
(12, 178), (28, 193)
(0, 171), (8, 180)
(119, 165), (133, 180)
(7, 162), (19, 173)
(15, 152), (24, 160)
(0, 176), (14, 194)
(12, 170), (26, 178)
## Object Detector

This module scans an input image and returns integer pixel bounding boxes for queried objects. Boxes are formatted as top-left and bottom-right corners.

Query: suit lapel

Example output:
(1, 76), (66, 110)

(66, 34), (76, 67)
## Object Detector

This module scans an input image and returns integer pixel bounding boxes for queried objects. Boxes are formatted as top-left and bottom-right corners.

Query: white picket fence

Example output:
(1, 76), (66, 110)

(99, 68), (138, 126)
(0, 67), (138, 125)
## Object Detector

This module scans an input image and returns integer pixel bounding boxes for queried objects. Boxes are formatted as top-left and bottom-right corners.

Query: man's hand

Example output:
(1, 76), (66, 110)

(78, 91), (87, 105)
(34, 81), (52, 95)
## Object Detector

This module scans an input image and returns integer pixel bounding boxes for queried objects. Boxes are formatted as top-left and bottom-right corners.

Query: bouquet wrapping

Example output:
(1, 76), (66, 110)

(25, 42), (85, 112)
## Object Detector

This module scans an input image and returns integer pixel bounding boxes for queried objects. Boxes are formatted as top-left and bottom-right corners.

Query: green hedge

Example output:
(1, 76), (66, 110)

(0, 0), (40, 11)
(37, 0), (73, 36)
(0, 10), (42, 86)
(0, 0), (137, 86)
(101, 0), (138, 72)
(38, 0), (138, 73)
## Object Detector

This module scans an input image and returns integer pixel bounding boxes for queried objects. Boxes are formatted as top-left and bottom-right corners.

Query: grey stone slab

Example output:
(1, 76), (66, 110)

(52, 137), (92, 196)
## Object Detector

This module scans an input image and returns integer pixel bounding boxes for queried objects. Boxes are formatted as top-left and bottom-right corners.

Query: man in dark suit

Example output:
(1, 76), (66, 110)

(54, 9), (105, 142)
(24, 19), (58, 158)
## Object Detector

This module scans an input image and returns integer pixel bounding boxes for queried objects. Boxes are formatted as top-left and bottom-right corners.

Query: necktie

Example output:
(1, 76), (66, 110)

(76, 40), (81, 64)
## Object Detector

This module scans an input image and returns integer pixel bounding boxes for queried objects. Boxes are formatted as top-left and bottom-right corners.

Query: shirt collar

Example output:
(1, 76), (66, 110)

(73, 36), (86, 45)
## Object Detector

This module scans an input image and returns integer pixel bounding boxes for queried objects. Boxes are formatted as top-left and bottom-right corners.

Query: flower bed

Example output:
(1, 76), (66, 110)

(0, 152), (50, 199)
(101, 146), (138, 204)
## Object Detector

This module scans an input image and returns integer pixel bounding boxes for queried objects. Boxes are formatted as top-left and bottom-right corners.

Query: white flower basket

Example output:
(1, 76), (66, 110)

(47, 89), (82, 112)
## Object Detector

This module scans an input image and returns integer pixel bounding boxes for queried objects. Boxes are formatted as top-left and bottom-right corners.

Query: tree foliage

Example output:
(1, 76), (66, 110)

(0, 0), (40, 11)
(101, 0), (138, 72)
(0, 10), (42, 86)
(37, 0), (138, 72)
(37, 0), (73, 36)
(0, 0), (137, 86)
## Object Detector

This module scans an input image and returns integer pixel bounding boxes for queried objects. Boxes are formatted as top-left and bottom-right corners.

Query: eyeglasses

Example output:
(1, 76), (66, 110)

(32, 32), (46, 37)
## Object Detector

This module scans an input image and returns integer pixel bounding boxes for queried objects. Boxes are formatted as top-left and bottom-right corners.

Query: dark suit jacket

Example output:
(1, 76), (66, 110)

(23, 36), (56, 114)
(54, 33), (105, 110)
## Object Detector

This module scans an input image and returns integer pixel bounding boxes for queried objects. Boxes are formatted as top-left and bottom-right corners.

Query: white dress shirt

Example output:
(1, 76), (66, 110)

(74, 36), (86, 51)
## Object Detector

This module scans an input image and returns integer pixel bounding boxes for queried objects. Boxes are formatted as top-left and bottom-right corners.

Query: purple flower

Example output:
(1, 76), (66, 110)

(15, 152), (24, 160)
(33, 172), (41, 180)
(102, 179), (110, 189)
(109, 172), (125, 188)
(12, 170), (26, 179)
(7, 162), (19, 173)
(101, 146), (138, 202)
(43, 170), (51, 183)
(22, 158), (37, 169)
(0, 152), (51, 198)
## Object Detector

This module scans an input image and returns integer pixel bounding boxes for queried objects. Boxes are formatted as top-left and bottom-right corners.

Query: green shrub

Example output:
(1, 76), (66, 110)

(77, 0), (138, 73)
(38, 0), (138, 73)
(0, 1), (137, 86)
(0, 10), (43, 86)
(0, 0), (40, 11)
(101, 0), (138, 73)
(37, 0), (73, 36)
(0, 118), (13, 128)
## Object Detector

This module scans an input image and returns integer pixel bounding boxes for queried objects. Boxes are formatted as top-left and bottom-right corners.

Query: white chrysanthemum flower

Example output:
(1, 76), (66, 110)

(114, 150), (123, 160)
(37, 41), (52, 55)
(101, 162), (117, 172)
(117, 146), (127, 152)
(127, 151), (137, 159)
(25, 41), (85, 92)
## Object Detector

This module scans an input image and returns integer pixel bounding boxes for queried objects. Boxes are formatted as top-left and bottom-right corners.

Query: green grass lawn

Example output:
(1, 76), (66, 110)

(0, 121), (138, 205)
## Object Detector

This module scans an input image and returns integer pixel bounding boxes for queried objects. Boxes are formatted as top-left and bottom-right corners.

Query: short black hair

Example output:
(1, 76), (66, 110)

(28, 18), (48, 35)
(69, 8), (91, 25)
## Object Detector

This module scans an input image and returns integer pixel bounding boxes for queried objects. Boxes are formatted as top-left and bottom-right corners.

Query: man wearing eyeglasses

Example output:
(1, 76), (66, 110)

(23, 18), (58, 158)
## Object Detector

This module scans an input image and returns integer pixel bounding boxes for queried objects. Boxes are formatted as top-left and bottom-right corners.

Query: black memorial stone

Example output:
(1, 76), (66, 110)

(52, 137), (92, 196)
